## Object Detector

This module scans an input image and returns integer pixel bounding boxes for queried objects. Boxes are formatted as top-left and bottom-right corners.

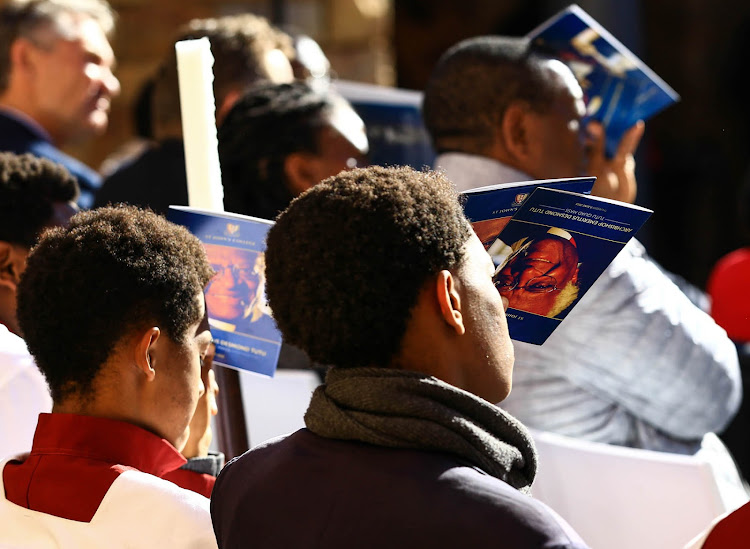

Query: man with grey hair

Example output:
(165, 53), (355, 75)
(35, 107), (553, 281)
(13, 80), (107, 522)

(0, 0), (120, 209)
(423, 35), (741, 455)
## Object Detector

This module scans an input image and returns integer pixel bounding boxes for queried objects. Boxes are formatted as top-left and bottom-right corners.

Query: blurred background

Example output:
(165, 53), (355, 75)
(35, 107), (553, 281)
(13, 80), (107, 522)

(66, 0), (750, 290)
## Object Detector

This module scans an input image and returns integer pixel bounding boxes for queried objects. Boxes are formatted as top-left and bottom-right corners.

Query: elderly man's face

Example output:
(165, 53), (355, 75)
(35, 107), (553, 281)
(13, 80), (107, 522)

(25, 14), (119, 144)
(494, 236), (579, 317)
(524, 60), (588, 179)
(204, 245), (261, 323)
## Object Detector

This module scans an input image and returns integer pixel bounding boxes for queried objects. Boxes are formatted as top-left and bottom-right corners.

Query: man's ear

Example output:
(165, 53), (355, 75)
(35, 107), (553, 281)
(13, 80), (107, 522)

(499, 101), (534, 166)
(283, 152), (319, 197)
(134, 327), (161, 381)
(435, 270), (465, 336)
(10, 37), (40, 77)
(0, 242), (25, 292)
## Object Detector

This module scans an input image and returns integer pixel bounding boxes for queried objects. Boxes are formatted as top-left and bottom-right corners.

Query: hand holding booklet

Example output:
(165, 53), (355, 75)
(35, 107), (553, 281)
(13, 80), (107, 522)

(527, 4), (679, 157)
(462, 178), (652, 345)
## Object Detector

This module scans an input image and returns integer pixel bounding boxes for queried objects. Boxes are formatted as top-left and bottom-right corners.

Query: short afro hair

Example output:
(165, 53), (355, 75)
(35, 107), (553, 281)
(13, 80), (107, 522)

(0, 152), (78, 247)
(17, 205), (214, 402)
(265, 165), (473, 368)
(422, 35), (557, 154)
(219, 80), (337, 220)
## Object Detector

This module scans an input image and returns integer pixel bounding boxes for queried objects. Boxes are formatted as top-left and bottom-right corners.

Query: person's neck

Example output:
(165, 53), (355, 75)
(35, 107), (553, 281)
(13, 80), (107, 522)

(52, 362), (141, 428)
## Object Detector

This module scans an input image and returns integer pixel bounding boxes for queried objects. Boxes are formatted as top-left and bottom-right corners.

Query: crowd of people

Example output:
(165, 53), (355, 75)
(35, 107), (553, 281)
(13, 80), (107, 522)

(0, 0), (746, 547)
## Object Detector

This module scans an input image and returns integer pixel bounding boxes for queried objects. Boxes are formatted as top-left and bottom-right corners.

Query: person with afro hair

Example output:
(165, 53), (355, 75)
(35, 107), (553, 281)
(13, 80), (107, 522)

(0, 152), (78, 459)
(210, 165), (589, 549)
(0, 205), (218, 548)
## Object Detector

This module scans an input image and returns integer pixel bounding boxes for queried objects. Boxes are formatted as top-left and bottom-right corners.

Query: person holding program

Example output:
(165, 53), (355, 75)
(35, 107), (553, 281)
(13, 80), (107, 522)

(0, 206), (218, 548)
(0, 0), (120, 209)
(422, 35), (740, 454)
(210, 165), (589, 549)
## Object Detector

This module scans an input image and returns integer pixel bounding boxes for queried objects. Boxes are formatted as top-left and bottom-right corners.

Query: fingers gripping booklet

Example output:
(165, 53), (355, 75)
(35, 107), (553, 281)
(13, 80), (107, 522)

(462, 179), (652, 345)
(169, 206), (281, 377)
(527, 4), (679, 158)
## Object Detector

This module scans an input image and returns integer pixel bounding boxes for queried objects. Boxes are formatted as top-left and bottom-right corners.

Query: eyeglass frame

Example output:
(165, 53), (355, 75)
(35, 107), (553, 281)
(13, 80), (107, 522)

(493, 274), (560, 294)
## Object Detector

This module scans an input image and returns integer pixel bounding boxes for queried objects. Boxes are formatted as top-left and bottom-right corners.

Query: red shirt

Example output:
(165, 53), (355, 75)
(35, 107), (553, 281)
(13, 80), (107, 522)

(707, 247), (750, 342)
(3, 413), (200, 522)
(701, 502), (748, 548)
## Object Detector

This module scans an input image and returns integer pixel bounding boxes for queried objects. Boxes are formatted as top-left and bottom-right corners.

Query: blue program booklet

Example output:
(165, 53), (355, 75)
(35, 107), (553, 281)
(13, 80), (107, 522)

(481, 186), (652, 345)
(462, 176), (596, 260)
(527, 4), (679, 157)
(168, 206), (281, 377)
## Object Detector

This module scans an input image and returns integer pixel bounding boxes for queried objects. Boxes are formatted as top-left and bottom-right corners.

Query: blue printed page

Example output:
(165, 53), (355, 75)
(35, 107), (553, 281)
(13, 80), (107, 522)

(462, 176), (595, 253)
(528, 4), (679, 157)
(169, 206), (281, 377)
(489, 187), (652, 345)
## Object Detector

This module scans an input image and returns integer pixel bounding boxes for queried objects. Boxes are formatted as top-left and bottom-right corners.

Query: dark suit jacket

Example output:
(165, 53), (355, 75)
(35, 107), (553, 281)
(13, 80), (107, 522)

(95, 138), (188, 216)
(0, 111), (102, 209)
(211, 428), (589, 549)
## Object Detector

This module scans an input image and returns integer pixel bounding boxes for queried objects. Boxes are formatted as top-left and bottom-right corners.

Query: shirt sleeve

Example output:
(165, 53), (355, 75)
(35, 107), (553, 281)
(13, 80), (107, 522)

(504, 239), (741, 445)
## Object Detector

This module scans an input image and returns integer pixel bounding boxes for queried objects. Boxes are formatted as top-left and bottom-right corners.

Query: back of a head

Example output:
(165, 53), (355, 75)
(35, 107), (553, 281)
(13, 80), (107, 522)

(151, 13), (295, 135)
(17, 206), (213, 402)
(422, 35), (554, 154)
(218, 80), (333, 219)
(0, 152), (78, 247)
(0, 0), (116, 92)
(265, 165), (472, 368)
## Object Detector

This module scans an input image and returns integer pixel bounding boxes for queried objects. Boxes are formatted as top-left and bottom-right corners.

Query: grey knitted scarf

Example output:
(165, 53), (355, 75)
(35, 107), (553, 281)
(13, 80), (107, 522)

(304, 367), (537, 493)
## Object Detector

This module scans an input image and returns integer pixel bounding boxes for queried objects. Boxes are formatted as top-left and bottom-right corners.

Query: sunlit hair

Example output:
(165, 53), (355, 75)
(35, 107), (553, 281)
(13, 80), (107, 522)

(265, 165), (473, 368)
(423, 35), (557, 154)
(0, 152), (78, 247)
(151, 13), (295, 134)
(218, 80), (339, 220)
(0, 0), (115, 91)
(17, 205), (214, 402)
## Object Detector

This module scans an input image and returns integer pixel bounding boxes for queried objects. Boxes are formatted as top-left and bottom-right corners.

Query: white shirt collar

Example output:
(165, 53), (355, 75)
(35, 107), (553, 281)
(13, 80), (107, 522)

(435, 152), (531, 192)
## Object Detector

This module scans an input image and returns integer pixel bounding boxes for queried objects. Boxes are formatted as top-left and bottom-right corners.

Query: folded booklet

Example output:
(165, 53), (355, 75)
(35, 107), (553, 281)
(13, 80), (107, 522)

(527, 4), (679, 157)
(463, 180), (652, 345)
(168, 206), (281, 377)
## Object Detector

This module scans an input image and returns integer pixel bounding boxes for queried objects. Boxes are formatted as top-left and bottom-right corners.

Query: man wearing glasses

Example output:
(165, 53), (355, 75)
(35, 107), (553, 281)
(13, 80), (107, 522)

(494, 228), (580, 318)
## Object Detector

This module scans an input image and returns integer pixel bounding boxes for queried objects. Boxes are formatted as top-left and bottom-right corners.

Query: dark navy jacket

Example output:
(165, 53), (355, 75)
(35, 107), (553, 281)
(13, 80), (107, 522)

(0, 110), (102, 209)
(211, 428), (589, 549)
(95, 138), (188, 216)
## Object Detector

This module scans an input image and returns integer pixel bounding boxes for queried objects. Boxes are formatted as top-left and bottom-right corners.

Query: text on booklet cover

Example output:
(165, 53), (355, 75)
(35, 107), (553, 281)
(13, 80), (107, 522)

(463, 182), (651, 345)
(169, 206), (281, 377)
(527, 4), (679, 157)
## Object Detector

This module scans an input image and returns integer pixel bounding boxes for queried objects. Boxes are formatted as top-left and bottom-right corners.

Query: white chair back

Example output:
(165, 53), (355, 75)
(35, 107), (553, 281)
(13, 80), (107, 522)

(530, 430), (748, 549)
(238, 369), (322, 448)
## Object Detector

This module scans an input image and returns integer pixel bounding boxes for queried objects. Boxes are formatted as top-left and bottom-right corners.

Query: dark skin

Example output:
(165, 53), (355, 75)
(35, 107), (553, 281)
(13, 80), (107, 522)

(496, 236), (579, 317)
